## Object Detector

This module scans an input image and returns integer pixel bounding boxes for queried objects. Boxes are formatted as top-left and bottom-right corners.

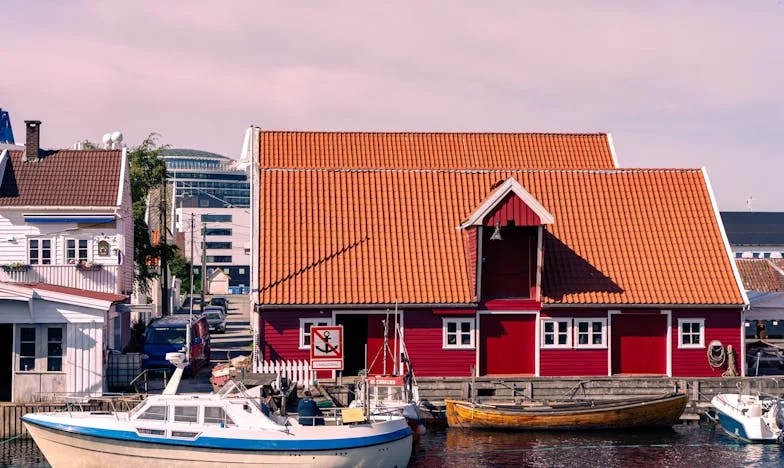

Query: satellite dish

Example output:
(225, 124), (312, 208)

(101, 133), (112, 145)
(111, 131), (123, 144)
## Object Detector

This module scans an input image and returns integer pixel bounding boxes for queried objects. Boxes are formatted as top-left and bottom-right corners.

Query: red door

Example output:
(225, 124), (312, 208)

(480, 314), (535, 375)
(367, 315), (398, 375)
(611, 314), (667, 375)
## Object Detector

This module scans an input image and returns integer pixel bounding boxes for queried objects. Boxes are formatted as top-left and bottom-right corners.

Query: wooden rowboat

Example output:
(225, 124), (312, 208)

(445, 393), (688, 430)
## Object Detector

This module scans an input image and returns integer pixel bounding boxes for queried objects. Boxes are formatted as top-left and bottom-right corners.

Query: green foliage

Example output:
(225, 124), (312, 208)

(171, 251), (198, 294)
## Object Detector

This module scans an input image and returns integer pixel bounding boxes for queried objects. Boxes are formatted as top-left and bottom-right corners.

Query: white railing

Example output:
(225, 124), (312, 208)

(255, 359), (313, 389)
(0, 264), (121, 294)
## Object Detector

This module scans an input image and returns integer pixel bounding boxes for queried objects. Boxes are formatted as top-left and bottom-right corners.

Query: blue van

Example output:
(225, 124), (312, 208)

(141, 315), (211, 376)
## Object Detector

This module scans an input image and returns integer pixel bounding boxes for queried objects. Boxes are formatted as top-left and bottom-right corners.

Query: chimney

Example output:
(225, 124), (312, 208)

(23, 120), (42, 162)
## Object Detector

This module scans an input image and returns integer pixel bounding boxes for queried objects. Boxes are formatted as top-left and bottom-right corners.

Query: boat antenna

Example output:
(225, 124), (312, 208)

(393, 301), (399, 375)
(383, 309), (389, 375)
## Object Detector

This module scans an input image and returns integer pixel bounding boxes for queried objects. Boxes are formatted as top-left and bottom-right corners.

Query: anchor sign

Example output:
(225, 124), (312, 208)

(310, 326), (344, 370)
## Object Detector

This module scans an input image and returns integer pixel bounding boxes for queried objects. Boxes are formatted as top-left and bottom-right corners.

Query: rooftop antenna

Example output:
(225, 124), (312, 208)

(101, 133), (112, 149)
(110, 131), (124, 149)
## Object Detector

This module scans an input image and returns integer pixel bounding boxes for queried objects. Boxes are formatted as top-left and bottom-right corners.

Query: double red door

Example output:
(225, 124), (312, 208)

(611, 313), (667, 375)
(480, 314), (535, 375)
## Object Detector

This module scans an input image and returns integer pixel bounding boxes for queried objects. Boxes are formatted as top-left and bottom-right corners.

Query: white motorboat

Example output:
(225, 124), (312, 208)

(711, 393), (784, 443)
(351, 373), (426, 439)
(22, 353), (412, 467)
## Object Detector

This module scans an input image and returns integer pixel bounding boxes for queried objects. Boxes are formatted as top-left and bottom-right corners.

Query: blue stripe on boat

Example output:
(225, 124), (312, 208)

(21, 415), (412, 451)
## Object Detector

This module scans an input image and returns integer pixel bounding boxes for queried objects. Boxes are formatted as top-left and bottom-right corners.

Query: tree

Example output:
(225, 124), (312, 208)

(171, 250), (201, 294)
(129, 134), (171, 294)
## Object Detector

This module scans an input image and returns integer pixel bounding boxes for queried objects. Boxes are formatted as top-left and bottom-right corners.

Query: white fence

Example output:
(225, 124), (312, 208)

(255, 360), (313, 389)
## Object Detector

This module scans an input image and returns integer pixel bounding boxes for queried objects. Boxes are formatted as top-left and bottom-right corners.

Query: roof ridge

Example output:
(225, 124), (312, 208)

(259, 130), (609, 137)
(259, 167), (703, 174)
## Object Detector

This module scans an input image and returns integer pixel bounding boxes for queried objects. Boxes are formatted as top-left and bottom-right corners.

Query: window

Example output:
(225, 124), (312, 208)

(201, 214), (232, 223)
(19, 327), (36, 371)
(204, 406), (235, 427)
(764, 252), (771, 259)
(173, 406), (199, 423)
(238, 268), (246, 274)
(66, 239), (89, 263)
(574, 319), (607, 348)
(205, 242), (232, 249)
(47, 327), (63, 371)
(205, 228), (232, 236)
(137, 405), (167, 421)
(678, 319), (705, 349)
(299, 318), (332, 349)
(735, 252), (742, 258)
(206, 256), (232, 263)
(28, 239), (52, 264)
(541, 319), (571, 348)
(442, 318), (475, 349)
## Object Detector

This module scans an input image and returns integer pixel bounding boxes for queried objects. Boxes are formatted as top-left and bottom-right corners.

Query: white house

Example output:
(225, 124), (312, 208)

(0, 120), (133, 402)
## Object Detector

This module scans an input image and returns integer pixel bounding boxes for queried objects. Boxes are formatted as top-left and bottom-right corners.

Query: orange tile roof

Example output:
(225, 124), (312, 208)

(735, 259), (784, 292)
(260, 132), (617, 169)
(257, 168), (744, 306)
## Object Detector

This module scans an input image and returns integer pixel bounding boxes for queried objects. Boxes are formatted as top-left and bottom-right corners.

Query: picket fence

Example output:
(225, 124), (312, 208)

(255, 360), (314, 389)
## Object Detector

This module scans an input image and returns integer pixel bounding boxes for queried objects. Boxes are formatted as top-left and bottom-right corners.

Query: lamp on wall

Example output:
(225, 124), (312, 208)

(490, 221), (503, 241)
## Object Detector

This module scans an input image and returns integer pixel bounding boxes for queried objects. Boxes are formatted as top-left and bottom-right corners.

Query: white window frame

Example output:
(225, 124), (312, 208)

(574, 318), (608, 349)
(678, 318), (705, 349)
(442, 318), (476, 350)
(540, 319), (572, 349)
(16, 324), (66, 372)
(65, 238), (90, 263)
(28, 237), (54, 265)
(299, 318), (333, 350)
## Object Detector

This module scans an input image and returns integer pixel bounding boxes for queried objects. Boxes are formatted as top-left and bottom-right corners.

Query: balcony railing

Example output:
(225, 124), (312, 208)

(0, 264), (121, 294)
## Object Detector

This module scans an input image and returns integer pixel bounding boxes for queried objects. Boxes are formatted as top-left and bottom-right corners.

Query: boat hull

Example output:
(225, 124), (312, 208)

(710, 393), (780, 443)
(445, 393), (688, 430)
(23, 421), (412, 468)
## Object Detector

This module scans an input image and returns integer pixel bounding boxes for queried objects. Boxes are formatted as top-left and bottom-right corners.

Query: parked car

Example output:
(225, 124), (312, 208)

(204, 306), (227, 334)
(181, 296), (202, 310)
(209, 297), (229, 313)
(141, 315), (211, 376)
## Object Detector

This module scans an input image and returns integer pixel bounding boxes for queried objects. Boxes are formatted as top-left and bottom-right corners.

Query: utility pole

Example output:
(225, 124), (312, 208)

(200, 221), (207, 309)
(160, 183), (169, 316)
(188, 213), (195, 362)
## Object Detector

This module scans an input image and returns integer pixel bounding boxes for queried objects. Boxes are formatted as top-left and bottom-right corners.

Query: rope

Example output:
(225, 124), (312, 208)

(723, 344), (739, 377)
(708, 343), (727, 369)
(0, 431), (26, 445)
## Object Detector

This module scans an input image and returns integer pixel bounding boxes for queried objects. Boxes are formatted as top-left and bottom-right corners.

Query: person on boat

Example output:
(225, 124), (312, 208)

(757, 321), (768, 340)
(260, 385), (278, 417)
(297, 391), (324, 426)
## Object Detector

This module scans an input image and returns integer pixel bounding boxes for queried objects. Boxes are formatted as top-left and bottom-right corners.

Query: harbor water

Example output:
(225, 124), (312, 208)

(3, 424), (783, 467)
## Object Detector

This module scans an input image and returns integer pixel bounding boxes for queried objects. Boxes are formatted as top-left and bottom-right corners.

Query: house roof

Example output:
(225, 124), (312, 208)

(0, 149), (123, 207)
(735, 259), (784, 292)
(257, 167), (745, 306)
(720, 211), (784, 246)
(259, 132), (618, 170)
(20, 283), (128, 302)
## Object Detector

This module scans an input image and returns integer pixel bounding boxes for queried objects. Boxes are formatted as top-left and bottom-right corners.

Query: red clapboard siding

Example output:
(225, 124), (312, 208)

(611, 313), (667, 375)
(260, 311), (334, 379)
(671, 309), (742, 377)
(463, 227), (477, 300)
(540, 309), (608, 376)
(480, 314), (536, 375)
(404, 311), (475, 377)
(484, 194), (541, 226)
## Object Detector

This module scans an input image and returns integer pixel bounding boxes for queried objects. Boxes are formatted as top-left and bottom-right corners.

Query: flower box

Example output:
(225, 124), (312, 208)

(75, 261), (103, 271)
(1, 263), (29, 273)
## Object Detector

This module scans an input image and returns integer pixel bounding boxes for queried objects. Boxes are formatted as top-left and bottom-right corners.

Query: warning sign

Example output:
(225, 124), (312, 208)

(310, 325), (343, 370)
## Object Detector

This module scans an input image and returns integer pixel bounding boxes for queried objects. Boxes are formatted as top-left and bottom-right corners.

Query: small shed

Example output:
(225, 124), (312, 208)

(208, 268), (230, 295)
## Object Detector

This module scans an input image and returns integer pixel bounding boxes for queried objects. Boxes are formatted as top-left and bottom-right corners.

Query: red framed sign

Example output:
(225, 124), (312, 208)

(310, 325), (344, 370)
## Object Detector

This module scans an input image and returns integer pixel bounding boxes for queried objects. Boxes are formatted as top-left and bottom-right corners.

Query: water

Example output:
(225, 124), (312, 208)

(4, 424), (783, 467)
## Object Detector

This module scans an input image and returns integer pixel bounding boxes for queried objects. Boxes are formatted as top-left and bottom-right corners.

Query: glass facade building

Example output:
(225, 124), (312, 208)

(163, 149), (250, 208)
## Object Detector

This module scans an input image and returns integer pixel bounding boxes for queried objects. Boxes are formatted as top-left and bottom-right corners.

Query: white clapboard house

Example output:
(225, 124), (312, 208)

(0, 121), (132, 402)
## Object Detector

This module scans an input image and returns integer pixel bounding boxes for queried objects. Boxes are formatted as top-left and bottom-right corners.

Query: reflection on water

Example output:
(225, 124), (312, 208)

(3, 424), (783, 467)
(411, 425), (784, 467)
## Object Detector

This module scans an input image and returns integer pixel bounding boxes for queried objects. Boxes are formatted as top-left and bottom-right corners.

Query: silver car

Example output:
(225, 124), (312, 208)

(203, 306), (227, 334)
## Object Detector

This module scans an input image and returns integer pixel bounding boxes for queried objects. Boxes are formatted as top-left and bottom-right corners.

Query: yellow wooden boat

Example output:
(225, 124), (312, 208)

(445, 393), (688, 430)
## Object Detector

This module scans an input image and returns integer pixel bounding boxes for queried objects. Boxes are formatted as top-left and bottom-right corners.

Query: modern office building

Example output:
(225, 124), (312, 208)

(163, 148), (250, 209)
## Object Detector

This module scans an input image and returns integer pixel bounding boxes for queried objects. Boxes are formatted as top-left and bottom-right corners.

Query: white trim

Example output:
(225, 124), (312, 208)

(607, 310), (621, 376)
(606, 133), (620, 168)
(663, 309), (672, 377)
(740, 309), (746, 377)
(0, 149), (9, 184)
(442, 317), (475, 350)
(534, 310), (540, 377)
(475, 310), (480, 376)
(701, 167), (749, 307)
(116, 147), (127, 206)
(573, 318), (608, 349)
(26, 236), (54, 265)
(458, 177), (554, 228)
(298, 317), (333, 350)
(476, 227), (483, 301)
(536, 226), (543, 302)
(676, 317), (705, 349)
(540, 318), (571, 349)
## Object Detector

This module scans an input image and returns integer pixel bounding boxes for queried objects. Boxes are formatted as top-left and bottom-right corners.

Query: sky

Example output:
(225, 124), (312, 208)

(2, 1), (783, 211)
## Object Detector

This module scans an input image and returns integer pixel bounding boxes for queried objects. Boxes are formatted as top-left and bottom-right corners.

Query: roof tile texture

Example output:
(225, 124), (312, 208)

(735, 259), (784, 292)
(260, 132), (616, 170)
(257, 168), (744, 306)
(0, 150), (122, 207)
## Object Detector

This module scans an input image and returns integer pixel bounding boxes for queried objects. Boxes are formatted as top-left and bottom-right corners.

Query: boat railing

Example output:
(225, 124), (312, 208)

(129, 368), (170, 393)
(31, 392), (144, 420)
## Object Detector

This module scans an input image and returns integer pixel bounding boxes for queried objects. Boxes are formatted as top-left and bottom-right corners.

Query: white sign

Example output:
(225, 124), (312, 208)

(310, 325), (343, 371)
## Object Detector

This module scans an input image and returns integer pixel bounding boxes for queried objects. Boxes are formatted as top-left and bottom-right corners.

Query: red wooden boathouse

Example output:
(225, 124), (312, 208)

(247, 131), (748, 378)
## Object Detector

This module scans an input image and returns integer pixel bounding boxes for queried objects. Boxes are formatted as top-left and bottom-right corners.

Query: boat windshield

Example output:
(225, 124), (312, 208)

(146, 327), (186, 345)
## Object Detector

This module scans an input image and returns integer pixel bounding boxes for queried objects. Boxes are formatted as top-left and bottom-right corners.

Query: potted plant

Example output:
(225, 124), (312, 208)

(1, 262), (29, 273)
(75, 260), (102, 271)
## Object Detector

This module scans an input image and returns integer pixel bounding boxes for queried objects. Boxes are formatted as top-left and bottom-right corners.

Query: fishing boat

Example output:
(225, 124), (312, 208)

(445, 392), (688, 430)
(710, 393), (784, 443)
(22, 353), (413, 468)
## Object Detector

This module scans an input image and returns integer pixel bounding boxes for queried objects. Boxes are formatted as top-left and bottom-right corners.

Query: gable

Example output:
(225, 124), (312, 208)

(259, 132), (617, 170)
